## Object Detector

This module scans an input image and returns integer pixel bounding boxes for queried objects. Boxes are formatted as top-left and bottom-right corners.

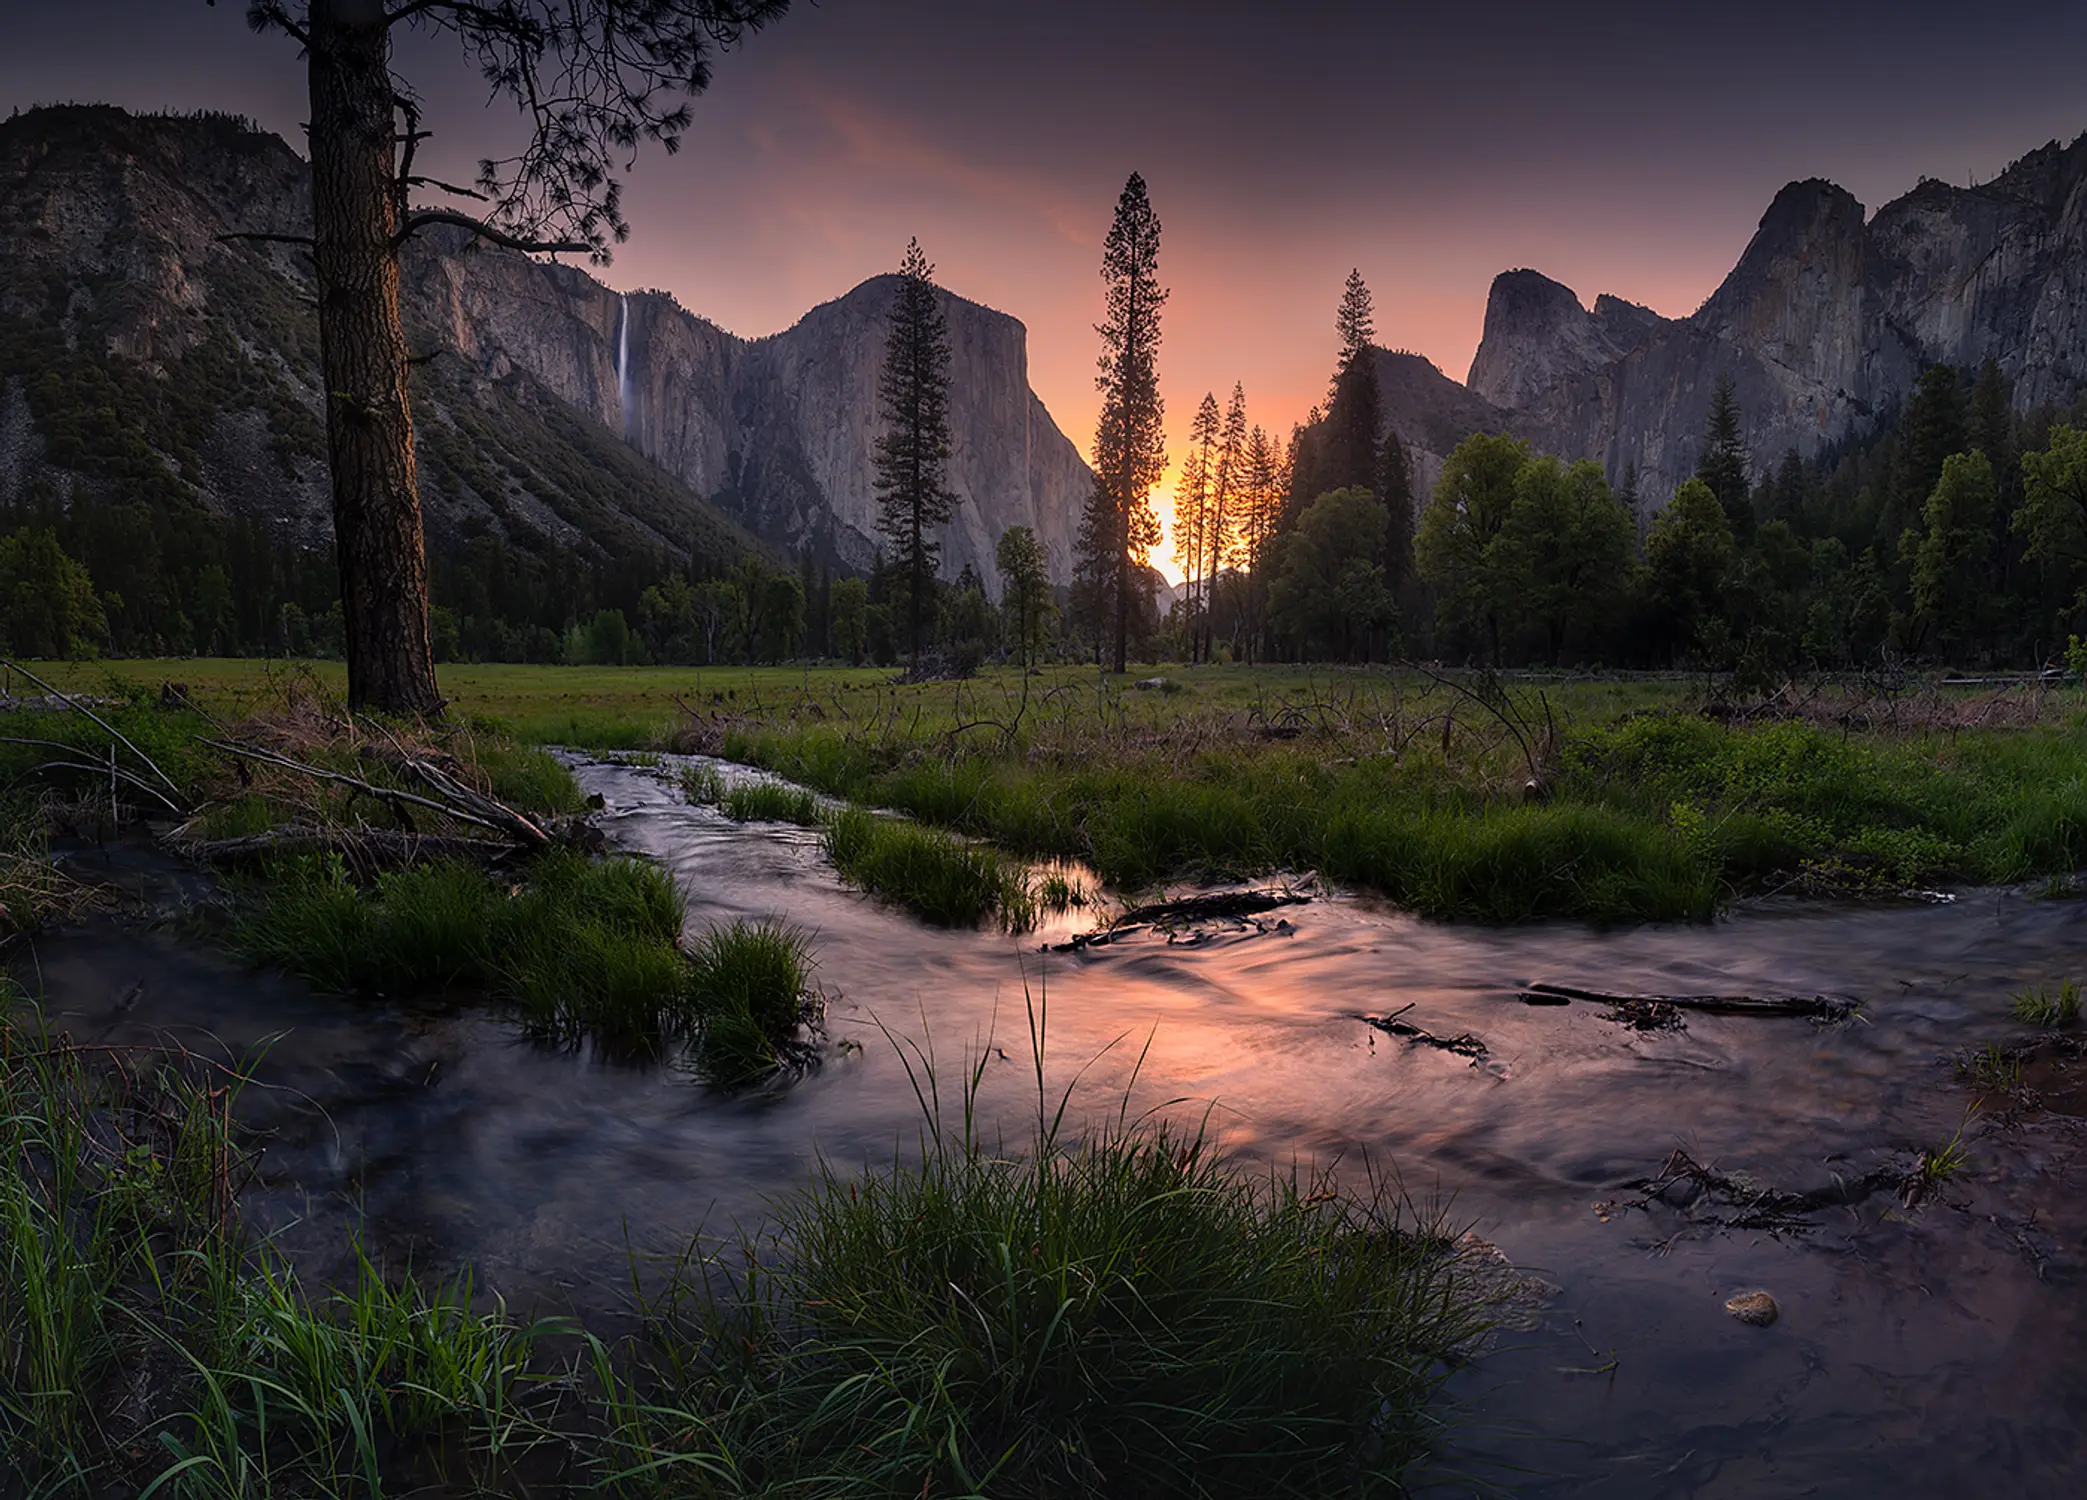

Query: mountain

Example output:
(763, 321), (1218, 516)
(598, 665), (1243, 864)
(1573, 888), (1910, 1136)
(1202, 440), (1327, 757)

(1454, 134), (2087, 516)
(0, 104), (1091, 595)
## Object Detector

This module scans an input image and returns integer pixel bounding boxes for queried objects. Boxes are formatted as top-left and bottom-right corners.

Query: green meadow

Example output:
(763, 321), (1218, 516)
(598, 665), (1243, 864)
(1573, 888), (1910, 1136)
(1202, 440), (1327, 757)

(23, 657), (2087, 924)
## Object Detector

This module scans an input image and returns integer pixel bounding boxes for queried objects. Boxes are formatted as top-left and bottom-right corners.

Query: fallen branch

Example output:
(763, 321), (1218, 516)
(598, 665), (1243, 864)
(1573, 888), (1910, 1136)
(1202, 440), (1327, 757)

(2, 659), (186, 804)
(200, 738), (543, 845)
(1361, 1006), (1491, 1062)
(1521, 981), (1858, 1023)
(1054, 889), (1311, 952)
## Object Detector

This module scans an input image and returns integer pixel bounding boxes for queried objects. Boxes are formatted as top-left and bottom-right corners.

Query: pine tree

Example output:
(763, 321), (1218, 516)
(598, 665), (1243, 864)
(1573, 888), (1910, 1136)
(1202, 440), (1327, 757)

(1377, 425), (1414, 601)
(1238, 422), (1278, 661)
(1080, 173), (1168, 674)
(1203, 383), (1248, 661)
(1970, 358), (2013, 470)
(1173, 393), (1219, 656)
(1889, 363), (1967, 553)
(873, 238), (958, 675)
(1321, 272), (1383, 495)
(1909, 450), (1997, 661)
(1695, 374), (1751, 540)
(1335, 269), (1375, 372)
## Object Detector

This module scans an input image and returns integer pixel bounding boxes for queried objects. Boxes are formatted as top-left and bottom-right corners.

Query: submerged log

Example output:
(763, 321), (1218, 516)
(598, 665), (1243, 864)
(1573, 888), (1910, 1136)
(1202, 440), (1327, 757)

(1054, 889), (1311, 951)
(1520, 981), (1859, 1023)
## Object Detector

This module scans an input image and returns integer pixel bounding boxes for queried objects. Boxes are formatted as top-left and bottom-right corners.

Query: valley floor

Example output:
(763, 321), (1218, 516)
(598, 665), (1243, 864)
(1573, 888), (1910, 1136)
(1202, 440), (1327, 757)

(24, 657), (2087, 924)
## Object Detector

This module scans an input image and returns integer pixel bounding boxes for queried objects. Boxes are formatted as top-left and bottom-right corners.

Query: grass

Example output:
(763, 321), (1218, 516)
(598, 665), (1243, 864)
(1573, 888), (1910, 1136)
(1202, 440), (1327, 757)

(823, 805), (1037, 930)
(685, 920), (820, 1083)
(1958, 1041), (2024, 1098)
(235, 851), (817, 1074)
(0, 998), (550, 1497)
(26, 658), (2087, 926)
(1915, 1109), (1979, 1188)
(0, 992), (1498, 1495)
(720, 780), (821, 826)
(2012, 978), (2082, 1027)
(615, 1006), (1491, 1497)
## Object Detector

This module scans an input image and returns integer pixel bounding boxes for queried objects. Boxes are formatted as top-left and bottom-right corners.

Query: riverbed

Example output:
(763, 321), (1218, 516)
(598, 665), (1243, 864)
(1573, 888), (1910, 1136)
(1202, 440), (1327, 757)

(16, 753), (2087, 1498)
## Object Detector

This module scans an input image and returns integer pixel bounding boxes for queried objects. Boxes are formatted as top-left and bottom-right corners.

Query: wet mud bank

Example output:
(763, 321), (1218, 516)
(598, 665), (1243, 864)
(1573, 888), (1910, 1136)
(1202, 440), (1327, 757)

(12, 754), (2087, 1498)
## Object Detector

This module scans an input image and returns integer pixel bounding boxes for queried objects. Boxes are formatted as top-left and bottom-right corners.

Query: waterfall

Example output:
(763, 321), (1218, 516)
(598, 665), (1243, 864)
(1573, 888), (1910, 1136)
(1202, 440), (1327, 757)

(616, 293), (633, 441)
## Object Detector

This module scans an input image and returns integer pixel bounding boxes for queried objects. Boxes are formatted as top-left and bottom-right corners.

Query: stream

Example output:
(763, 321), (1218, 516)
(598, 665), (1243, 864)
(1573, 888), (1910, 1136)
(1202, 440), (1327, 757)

(14, 752), (2087, 1498)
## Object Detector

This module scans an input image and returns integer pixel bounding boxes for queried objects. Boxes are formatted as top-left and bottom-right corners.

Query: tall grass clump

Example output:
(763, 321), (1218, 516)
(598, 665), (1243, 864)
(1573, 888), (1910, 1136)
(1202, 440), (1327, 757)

(2013, 978), (2082, 1027)
(237, 850), (696, 1050)
(677, 762), (724, 806)
(236, 851), (824, 1073)
(686, 920), (819, 1083)
(0, 1000), (546, 1496)
(621, 1015), (1489, 1496)
(823, 805), (1035, 930)
(720, 780), (821, 826)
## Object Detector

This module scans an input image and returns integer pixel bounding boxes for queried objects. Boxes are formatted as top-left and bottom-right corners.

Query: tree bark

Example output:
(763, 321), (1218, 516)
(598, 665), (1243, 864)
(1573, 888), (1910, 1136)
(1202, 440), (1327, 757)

(308, 0), (443, 717)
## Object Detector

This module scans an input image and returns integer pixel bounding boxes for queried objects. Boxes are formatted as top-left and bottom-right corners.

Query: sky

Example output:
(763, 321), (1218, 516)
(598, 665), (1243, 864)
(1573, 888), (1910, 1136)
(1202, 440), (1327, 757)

(7, 0), (2087, 570)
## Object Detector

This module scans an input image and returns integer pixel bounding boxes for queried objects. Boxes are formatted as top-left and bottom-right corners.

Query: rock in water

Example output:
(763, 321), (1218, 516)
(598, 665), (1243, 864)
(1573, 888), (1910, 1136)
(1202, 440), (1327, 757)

(1725, 1290), (1780, 1327)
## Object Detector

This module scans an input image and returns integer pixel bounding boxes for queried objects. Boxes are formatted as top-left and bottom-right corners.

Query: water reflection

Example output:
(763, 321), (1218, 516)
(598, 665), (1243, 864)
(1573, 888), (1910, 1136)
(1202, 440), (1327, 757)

(14, 754), (2086, 1498)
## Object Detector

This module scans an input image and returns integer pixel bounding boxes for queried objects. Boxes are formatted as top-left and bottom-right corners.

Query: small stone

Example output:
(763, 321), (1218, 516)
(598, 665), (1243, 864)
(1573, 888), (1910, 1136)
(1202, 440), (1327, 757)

(1725, 1290), (1779, 1327)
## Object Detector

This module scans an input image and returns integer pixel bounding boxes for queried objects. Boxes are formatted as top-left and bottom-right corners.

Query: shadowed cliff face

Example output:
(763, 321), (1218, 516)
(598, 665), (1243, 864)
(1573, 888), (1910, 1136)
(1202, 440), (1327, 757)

(0, 105), (1092, 590)
(1456, 136), (2087, 518)
(407, 258), (1095, 592)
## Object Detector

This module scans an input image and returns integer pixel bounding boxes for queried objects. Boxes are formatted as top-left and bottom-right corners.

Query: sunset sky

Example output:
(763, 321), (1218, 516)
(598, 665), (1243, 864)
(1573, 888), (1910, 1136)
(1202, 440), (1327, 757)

(8, 1), (2087, 571)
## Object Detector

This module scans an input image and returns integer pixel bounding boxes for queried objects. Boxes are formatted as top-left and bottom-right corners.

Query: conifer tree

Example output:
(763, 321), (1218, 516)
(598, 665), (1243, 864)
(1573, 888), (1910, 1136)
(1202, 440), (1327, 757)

(1080, 173), (1168, 674)
(996, 525), (1052, 670)
(1889, 363), (1967, 551)
(873, 238), (958, 674)
(1202, 383), (1248, 661)
(1173, 393), (1219, 653)
(1335, 269), (1375, 371)
(1908, 450), (1996, 660)
(1238, 422), (1278, 660)
(239, 0), (791, 714)
(1377, 425), (1414, 601)
(1695, 374), (1752, 540)
(1322, 272), (1383, 496)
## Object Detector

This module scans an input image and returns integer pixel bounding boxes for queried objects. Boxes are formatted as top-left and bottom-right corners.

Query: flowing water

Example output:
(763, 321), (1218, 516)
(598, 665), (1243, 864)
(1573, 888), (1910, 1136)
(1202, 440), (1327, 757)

(15, 754), (2087, 1497)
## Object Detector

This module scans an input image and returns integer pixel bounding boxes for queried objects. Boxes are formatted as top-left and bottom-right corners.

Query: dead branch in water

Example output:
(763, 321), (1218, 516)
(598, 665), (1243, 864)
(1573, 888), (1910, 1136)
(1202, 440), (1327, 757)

(1521, 981), (1858, 1023)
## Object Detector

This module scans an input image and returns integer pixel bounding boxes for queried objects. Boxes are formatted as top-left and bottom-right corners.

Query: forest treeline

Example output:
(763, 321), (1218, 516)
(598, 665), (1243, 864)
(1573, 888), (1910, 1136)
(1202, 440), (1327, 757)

(5, 249), (2087, 674)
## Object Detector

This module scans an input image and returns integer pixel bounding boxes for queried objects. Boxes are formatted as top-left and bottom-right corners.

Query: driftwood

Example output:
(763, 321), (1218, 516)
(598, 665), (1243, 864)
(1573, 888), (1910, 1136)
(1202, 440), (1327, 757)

(1, 658), (186, 804)
(1610, 1146), (1910, 1234)
(1520, 981), (1859, 1024)
(201, 738), (548, 847)
(1055, 889), (1310, 951)
(1361, 1005), (1491, 1061)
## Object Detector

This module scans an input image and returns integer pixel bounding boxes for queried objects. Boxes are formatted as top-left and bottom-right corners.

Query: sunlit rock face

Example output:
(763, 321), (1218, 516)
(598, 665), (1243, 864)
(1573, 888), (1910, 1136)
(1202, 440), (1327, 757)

(1457, 137), (2087, 518)
(0, 105), (1092, 588)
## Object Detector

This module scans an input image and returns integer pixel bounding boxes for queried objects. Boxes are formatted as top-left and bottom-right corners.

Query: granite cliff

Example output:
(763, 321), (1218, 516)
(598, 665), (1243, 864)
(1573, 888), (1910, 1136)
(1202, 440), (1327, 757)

(0, 105), (1091, 590)
(1457, 134), (2087, 517)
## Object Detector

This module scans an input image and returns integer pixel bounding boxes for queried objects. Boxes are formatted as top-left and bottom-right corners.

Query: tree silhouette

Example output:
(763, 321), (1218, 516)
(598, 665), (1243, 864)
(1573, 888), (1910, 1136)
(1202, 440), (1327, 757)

(230, 0), (789, 713)
(873, 238), (958, 675)
(1079, 173), (1168, 674)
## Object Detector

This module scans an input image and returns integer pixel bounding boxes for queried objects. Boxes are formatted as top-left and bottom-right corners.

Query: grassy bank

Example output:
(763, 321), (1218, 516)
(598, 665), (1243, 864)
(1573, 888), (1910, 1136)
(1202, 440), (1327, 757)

(238, 851), (819, 1076)
(22, 659), (2087, 924)
(1, 995), (1487, 1496)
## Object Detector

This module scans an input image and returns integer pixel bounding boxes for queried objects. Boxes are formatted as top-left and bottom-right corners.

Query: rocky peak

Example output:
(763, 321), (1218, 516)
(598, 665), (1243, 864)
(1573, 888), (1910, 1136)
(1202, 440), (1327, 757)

(0, 104), (1093, 590)
(1467, 270), (1667, 412)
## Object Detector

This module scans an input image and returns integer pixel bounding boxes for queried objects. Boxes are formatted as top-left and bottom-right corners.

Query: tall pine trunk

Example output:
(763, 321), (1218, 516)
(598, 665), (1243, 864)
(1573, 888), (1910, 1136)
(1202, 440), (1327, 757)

(309, 0), (442, 717)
